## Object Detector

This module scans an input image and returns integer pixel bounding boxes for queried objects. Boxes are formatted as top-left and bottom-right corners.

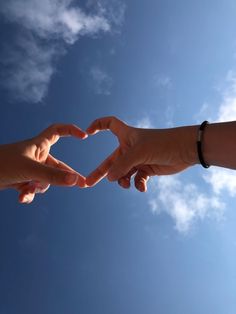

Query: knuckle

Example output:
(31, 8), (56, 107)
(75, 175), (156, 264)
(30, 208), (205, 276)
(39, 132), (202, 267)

(97, 120), (103, 130)
(71, 123), (78, 129)
(49, 123), (58, 130)
(91, 119), (100, 129)
(110, 116), (118, 124)
(93, 118), (100, 125)
(45, 123), (59, 135)
(48, 171), (58, 184)
(96, 167), (104, 177)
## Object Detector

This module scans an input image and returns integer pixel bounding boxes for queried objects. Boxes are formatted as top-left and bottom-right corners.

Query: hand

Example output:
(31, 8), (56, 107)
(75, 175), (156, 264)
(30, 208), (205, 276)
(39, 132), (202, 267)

(0, 124), (88, 204)
(86, 116), (197, 192)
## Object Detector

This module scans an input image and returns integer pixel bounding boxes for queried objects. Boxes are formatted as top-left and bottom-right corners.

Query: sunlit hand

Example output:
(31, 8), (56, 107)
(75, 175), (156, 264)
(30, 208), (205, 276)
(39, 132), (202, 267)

(86, 116), (197, 192)
(0, 124), (88, 204)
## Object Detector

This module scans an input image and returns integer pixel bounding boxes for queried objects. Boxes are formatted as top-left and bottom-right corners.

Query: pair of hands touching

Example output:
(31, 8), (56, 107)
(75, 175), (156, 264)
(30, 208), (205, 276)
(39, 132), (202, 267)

(0, 116), (196, 204)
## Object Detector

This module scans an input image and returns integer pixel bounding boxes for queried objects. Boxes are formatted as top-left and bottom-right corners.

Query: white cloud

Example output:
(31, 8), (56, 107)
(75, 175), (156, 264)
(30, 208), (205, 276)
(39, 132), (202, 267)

(0, 0), (124, 103)
(1, 35), (56, 103)
(217, 97), (236, 121)
(0, 0), (110, 43)
(135, 117), (153, 129)
(204, 168), (236, 197)
(86, 0), (126, 29)
(194, 102), (212, 123)
(198, 70), (236, 123)
(148, 176), (224, 234)
(216, 71), (236, 122)
(89, 65), (113, 95)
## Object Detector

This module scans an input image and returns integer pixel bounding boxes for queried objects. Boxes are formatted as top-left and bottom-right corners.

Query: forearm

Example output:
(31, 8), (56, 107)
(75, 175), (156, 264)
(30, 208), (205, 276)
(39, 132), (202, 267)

(183, 121), (236, 169)
(201, 121), (236, 169)
(0, 144), (10, 176)
(0, 144), (11, 188)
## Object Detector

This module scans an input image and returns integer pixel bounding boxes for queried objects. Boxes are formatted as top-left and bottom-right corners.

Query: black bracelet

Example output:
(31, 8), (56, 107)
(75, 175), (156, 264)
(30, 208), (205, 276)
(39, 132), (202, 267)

(197, 121), (210, 169)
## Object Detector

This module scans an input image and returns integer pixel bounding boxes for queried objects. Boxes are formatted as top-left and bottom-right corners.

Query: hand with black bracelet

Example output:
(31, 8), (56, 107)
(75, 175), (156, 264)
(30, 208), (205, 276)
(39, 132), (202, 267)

(86, 116), (198, 191)
(86, 116), (236, 192)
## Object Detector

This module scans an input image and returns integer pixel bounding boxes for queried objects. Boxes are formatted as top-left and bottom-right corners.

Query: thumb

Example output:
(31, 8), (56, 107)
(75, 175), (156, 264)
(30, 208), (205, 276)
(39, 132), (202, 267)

(25, 159), (79, 186)
(107, 146), (143, 181)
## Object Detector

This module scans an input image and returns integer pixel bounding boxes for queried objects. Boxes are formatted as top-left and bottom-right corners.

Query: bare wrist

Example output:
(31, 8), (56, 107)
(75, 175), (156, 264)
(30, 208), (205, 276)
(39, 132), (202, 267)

(179, 125), (199, 166)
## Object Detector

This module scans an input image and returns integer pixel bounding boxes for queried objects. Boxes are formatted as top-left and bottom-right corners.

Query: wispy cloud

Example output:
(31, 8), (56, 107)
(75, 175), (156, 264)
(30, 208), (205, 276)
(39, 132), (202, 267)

(135, 117), (153, 129)
(0, 35), (56, 103)
(149, 176), (224, 234)
(215, 71), (236, 122)
(86, 0), (126, 29)
(204, 168), (236, 197)
(0, 0), (110, 44)
(89, 65), (113, 95)
(153, 75), (172, 89)
(197, 71), (236, 123)
(0, 0), (124, 103)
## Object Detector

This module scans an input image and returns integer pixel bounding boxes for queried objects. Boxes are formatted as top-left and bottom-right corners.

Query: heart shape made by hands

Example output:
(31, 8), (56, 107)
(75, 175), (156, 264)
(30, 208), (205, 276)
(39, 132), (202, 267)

(31, 127), (116, 195)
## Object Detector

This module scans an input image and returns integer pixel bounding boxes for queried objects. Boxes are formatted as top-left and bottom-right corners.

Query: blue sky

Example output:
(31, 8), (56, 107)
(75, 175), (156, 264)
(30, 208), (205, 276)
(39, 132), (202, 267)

(1, 0), (236, 313)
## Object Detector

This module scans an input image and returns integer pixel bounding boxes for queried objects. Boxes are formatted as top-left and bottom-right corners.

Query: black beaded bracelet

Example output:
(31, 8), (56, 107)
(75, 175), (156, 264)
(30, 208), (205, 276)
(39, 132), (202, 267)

(197, 121), (210, 169)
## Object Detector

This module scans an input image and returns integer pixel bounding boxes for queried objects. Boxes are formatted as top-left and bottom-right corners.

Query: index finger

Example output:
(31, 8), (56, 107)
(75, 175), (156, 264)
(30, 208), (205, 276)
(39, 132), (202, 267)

(86, 148), (120, 187)
(46, 154), (87, 188)
(38, 124), (88, 145)
(86, 116), (128, 137)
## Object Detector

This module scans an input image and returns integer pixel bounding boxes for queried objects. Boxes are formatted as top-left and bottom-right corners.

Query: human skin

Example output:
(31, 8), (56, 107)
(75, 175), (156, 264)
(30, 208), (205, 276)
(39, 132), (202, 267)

(86, 116), (236, 192)
(0, 123), (88, 204)
(2, 117), (236, 202)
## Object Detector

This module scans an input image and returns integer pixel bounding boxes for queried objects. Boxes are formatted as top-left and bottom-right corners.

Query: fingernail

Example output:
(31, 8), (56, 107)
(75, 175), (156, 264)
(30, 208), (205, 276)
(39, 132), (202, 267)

(35, 183), (50, 194)
(23, 196), (31, 204)
(80, 184), (89, 189)
(77, 178), (87, 188)
(65, 173), (78, 185)
(35, 188), (44, 194)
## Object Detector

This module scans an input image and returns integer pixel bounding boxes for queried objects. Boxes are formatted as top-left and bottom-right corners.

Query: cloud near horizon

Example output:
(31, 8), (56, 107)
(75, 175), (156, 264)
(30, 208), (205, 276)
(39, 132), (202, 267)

(0, 0), (124, 103)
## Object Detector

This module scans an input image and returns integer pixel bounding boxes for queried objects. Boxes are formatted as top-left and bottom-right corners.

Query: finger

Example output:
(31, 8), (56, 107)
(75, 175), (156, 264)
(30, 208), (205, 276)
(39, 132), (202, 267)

(18, 181), (50, 204)
(134, 169), (150, 192)
(140, 164), (185, 176)
(118, 168), (137, 189)
(86, 148), (120, 187)
(107, 146), (143, 182)
(18, 183), (36, 204)
(86, 116), (127, 137)
(23, 158), (81, 187)
(46, 154), (87, 188)
(38, 123), (88, 145)
(19, 190), (36, 204)
(8, 181), (49, 194)
(30, 181), (50, 193)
